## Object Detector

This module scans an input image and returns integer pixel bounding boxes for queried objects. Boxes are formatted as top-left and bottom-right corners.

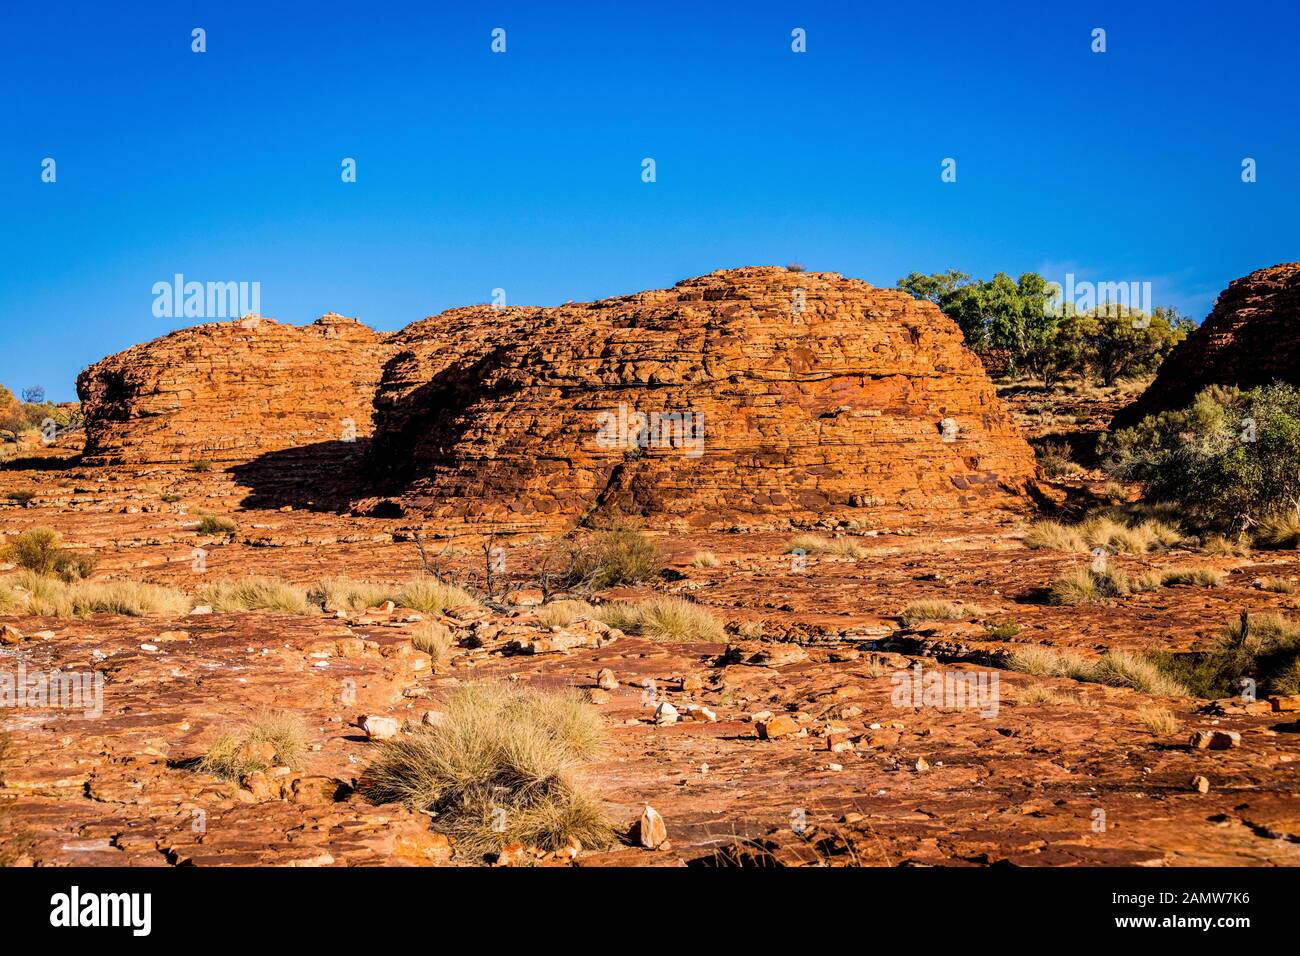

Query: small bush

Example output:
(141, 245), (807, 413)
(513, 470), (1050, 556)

(561, 526), (661, 590)
(690, 551), (720, 568)
(984, 620), (1021, 640)
(1261, 577), (1296, 594)
(1106, 383), (1300, 532)
(1201, 533), (1251, 557)
(1036, 441), (1081, 478)
(594, 596), (724, 642)
(199, 577), (309, 614)
(5, 490), (35, 507)
(2, 528), (64, 575)
(196, 514), (236, 536)
(361, 683), (611, 855)
(199, 711), (309, 781)
(191, 460), (213, 473)
(1183, 611), (1300, 698)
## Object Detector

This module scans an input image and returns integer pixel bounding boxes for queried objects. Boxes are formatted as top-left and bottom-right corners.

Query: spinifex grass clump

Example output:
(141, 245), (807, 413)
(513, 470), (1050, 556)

(361, 683), (613, 856)
(784, 534), (866, 558)
(1006, 646), (1188, 697)
(198, 711), (309, 781)
(593, 596), (725, 642)
(198, 577), (309, 614)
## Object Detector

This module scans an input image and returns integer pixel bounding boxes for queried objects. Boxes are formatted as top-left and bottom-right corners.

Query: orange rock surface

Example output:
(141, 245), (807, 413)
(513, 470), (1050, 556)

(77, 314), (394, 465)
(370, 268), (1036, 532)
(1115, 262), (1300, 428)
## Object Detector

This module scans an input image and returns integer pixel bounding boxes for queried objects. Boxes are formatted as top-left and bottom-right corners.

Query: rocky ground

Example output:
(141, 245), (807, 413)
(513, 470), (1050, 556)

(2, 423), (1299, 867)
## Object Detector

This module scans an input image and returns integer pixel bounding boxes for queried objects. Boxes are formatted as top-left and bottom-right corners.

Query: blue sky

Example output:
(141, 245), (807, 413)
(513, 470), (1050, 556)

(2, 1), (1297, 401)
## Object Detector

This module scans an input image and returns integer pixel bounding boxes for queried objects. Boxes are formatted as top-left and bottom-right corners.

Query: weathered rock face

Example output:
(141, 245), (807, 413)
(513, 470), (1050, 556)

(368, 268), (1036, 532)
(1114, 263), (1300, 429)
(77, 314), (394, 465)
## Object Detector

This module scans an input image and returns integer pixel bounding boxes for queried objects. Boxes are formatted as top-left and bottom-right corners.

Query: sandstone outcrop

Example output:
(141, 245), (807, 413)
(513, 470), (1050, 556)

(1114, 263), (1300, 429)
(77, 314), (394, 465)
(367, 267), (1036, 532)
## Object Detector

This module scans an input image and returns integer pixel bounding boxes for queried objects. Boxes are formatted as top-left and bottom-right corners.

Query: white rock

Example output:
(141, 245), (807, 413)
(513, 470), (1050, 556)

(654, 702), (679, 726)
(361, 715), (400, 740)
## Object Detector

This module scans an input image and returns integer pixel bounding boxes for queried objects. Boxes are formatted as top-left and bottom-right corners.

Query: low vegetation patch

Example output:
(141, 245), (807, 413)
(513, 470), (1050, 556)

(1261, 577), (1296, 594)
(785, 534), (865, 558)
(196, 514), (237, 536)
(560, 525), (661, 590)
(1048, 566), (1130, 605)
(1, 570), (190, 618)
(900, 599), (989, 626)
(983, 620), (1022, 640)
(689, 551), (720, 568)
(1, 527), (96, 582)
(595, 596), (725, 642)
(397, 577), (481, 614)
(361, 683), (612, 856)
(410, 621), (454, 662)
(198, 577), (310, 614)
(1153, 611), (1300, 699)
(199, 711), (309, 781)
(1024, 514), (1183, 554)
(308, 578), (400, 612)
(534, 599), (597, 629)
(1006, 646), (1188, 696)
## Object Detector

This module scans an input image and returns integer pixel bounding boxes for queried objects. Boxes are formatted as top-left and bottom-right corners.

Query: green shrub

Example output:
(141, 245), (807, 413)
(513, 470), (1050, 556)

(561, 526), (660, 590)
(1106, 383), (1300, 531)
(196, 514), (236, 535)
(1, 528), (96, 582)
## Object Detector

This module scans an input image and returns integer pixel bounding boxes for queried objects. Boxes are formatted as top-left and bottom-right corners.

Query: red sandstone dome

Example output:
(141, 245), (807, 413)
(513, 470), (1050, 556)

(1113, 263), (1300, 429)
(76, 313), (394, 465)
(365, 268), (1037, 532)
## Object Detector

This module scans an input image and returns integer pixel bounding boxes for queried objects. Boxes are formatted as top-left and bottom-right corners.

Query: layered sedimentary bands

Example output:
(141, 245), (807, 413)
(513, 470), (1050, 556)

(77, 314), (393, 465)
(367, 268), (1035, 531)
(77, 269), (1036, 527)
(1114, 262), (1300, 429)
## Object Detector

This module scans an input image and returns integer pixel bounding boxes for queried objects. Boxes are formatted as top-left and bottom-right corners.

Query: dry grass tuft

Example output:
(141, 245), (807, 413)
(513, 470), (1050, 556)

(198, 710), (309, 781)
(1159, 567), (1224, 588)
(1048, 565), (1130, 605)
(1017, 684), (1079, 706)
(2, 570), (190, 618)
(900, 599), (990, 626)
(1007, 646), (1188, 696)
(410, 621), (455, 662)
(1136, 704), (1180, 736)
(785, 534), (865, 558)
(1254, 508), (1300, 550)
(308, 578), (400, 612)
(690, 551), (720, 568)
(534, 599), (597, 629)
(199, 577), (310, 614)
(361, 683), (612, 856)
(595, 596), (725, 642)
(397, 577), (481, 615)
